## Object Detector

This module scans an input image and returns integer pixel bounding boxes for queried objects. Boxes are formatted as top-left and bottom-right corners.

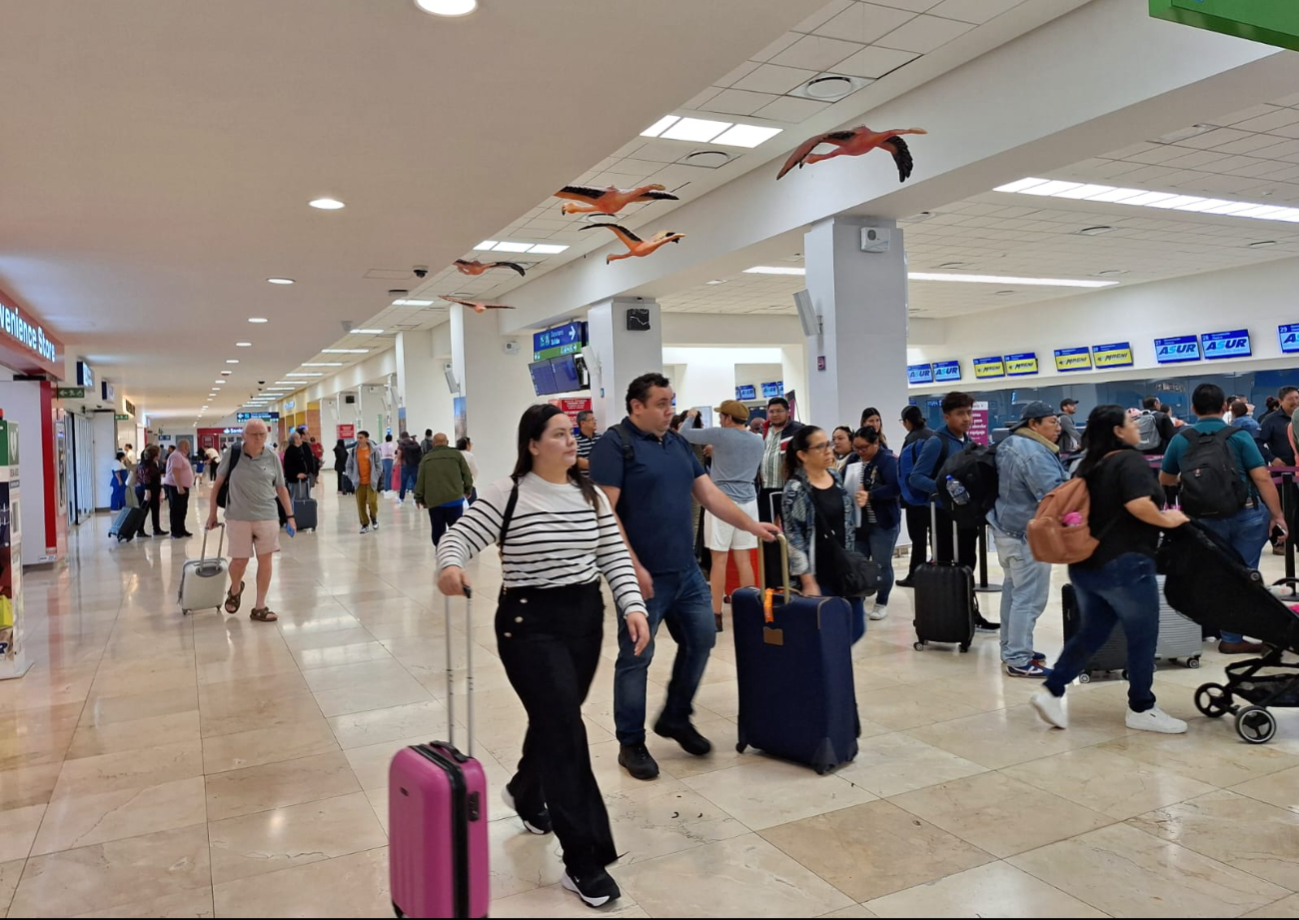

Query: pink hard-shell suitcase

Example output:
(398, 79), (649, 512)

(389, 590), (489, 919)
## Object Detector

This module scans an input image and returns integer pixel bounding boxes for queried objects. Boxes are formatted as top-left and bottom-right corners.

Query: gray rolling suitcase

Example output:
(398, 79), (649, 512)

(1062, 575), (1201, 682)
(292, 481), (317, 531)
(179, 524), (229, 615)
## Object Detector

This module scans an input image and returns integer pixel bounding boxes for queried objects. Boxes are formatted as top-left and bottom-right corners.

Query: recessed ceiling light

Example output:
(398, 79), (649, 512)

(641, 115), (681, 138)
(745, 266), (806, 275)
(236, 342), (252, 347)
(1248, 240), (1279, 248)
(308, 198), (345, 210)
(801, 75), (859, 100)
(1095, 269), (1127, 276)
(322, 349), (369, 354)
(267, 278), (294, 285)
(414, 0), (477, 16)
(474, 240), (499, 250)
(1153, 123), (1218, 144)
(994, 177), (1299, 223)
(705, 279), (728, 285)
(248, 317), (268, 323)
(909, 272), (1118, 288)
(528, 243), (569, 254)
(712, 124), (783, 148)
(226, 359), (239, 364)
(662, 117), (733, 143)
(492, 241), (532, 253)
(391, 299), (436, 306)
(214, 381), (225, 385)
(286, 372), (323, 377)
(352, 328), (384, 335)
(302, 362), (343, 367)
(1077, 226), (1116, 236)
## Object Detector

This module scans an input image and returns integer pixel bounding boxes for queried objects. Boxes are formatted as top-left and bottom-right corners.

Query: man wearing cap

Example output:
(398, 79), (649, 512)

(682, 402), (766, 630)
(989, 402), (1067, 678)
(1057, 398), (1081, 453)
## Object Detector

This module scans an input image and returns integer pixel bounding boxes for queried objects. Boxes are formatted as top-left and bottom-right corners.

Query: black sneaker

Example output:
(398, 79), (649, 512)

(975, 614), (1000, 632)
(501, 784), (551, 835)
(562, 869), (621, 908)
(653, 717), (712, 756)
(895, 577), (916, 589)
(617, 742), (660, 780)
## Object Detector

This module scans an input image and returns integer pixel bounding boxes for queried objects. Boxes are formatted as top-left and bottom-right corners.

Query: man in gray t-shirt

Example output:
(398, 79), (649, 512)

(681, 401), (766, 621)
(207, 419), (294, 623)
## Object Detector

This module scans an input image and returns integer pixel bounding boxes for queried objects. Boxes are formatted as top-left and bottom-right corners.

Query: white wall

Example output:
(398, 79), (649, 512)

(907, 257), (1299, 394)
(662, 347), (785, 415)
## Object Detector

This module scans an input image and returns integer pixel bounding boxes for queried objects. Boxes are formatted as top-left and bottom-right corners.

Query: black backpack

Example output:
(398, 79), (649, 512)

(936, 442), (999, 528)
(1176, 427), (1247, 519)
(215, 446), (242, 509)
(401, 439), (422, 469)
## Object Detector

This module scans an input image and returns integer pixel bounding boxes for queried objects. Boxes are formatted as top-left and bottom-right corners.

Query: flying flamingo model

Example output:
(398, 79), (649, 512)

(579, 223), (685, 264)
(554, 183), (679, 216)
(439, 295), (516, 315)
(453, 259), (527, 278)
(776, 126), (928, 182)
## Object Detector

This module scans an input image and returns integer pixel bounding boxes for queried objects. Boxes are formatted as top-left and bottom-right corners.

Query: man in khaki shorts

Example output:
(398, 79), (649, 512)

(207, 418), (295, 622)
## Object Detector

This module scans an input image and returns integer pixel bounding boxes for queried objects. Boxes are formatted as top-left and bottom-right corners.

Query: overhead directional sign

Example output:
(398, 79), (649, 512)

(1150, 0), (1299, 54)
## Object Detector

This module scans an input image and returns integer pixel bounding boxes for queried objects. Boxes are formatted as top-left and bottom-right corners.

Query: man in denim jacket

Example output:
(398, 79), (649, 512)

(988, 402), (1067, 678)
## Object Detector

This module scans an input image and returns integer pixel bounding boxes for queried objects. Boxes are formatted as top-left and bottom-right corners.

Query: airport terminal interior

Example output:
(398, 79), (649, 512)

(4, 0), (1299, 917)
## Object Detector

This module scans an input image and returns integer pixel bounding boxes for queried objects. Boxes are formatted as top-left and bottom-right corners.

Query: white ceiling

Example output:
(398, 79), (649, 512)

(660, 89), (1299, 318)
(0, 0), (820, 421)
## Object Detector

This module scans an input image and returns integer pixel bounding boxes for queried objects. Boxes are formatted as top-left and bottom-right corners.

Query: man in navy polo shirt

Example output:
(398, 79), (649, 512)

(592, 372), (780, 780)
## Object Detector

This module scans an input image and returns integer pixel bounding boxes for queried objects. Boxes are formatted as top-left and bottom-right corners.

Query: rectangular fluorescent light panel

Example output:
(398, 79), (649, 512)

(528, 243), (569, 254)
(286, 372), (323, 377)
(492, 241), (533, 253)
(713, 124), (783, 148)
(474, 240), (499, 250)
(302, 363), (343, 367)
(744, 265), (1114, 287)
(641, 115), (681, 138)
(994, 177), (1299, 223)
(744, 266), (808, 275)
(662, 117), (733, 143)
(321, 349), (369, 354)
(352, 329), (384, 334)
(391, 299), (435, 306)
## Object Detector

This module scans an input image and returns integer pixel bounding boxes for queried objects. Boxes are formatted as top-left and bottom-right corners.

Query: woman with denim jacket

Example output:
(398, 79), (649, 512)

(844, 427), (900, 623)
(782, 425), (866, 642)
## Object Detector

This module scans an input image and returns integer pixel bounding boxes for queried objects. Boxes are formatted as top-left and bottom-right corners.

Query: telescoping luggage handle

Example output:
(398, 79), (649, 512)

(444, 588), (474, 757)
(928, 500), (960, 566)
(757, 533), (793, 622)
(200, 522), (225, 561)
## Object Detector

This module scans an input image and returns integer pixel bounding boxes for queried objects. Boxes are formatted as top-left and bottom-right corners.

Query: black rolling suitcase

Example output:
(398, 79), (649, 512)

(913, 503), (976, 651)
(111, 506), (147, 542)
(291, 481), (317, 531)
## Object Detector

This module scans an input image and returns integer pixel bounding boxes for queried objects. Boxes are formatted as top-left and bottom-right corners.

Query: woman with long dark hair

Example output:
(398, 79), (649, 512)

(781, 425), (866, 642)
(844, 426), (900, 621)
(1033, 405), (1190, 735)
(333, 438), (349, 493)
(436, 404), (650, 909)
(859, 407), (889, 449)
(135, 445), (167, 538)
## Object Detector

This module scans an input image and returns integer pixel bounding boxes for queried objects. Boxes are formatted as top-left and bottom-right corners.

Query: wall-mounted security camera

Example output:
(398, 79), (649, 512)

(413, 265), (429, 279)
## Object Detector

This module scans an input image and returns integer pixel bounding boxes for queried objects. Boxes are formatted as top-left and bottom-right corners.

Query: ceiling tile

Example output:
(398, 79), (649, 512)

(769, 34), (865, 71)
(1220, 103), (1286, 125)
(731, 62), (820, 94)
(875, 13), (974, 52)
(868, 0), (943, 10)
(697, 88), (779, 116)
(835, 44), (920, 78)
(1266, 122), (1299, 140)
(1175, 127), (1252, 150)
(1159, 150), (1227, 169)
(713, 60), (762, 88)
(814, 3), (916, 44)
(1249, 138), (1299, 160)
(1212, 133), (1296, 155)
(750, 32), (801, 63)
(624, 139), (692, 163)
(927, 0), (1024, 24)
(791, 0), (855, 33)
(753, 95), (832, 122)
(681, 87), (723, 110)
(1231, 107), (1299, 134)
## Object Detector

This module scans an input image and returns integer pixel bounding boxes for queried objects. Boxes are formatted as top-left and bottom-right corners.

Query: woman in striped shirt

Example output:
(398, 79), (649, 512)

(437, 404), (650, 909)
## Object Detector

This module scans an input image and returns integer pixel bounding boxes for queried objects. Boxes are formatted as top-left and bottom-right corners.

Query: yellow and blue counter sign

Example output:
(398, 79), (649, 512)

(1005, 353), (1039, 377)
(973, 356), (1005, 379)
(1053, 347), (1093, 372)
(1092, 342), (1134, 368)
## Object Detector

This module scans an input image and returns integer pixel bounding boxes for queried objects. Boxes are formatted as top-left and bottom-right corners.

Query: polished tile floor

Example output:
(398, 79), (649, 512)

(2, 476), (1298, 918)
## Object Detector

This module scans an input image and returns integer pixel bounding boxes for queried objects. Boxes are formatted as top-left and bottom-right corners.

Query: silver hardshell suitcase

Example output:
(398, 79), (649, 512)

(179, 524), (229, 614)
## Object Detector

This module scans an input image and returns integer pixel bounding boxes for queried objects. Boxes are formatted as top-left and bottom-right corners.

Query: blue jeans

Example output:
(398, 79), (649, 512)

(1047, 553), (1159, 712)
(399, 465), (418, 501)
(428, 503), (463, 546)
(381, 458), (394, 492)
(858, 522), (899, 605)
(614, 566), (716, 745)
(993, 528), (1053, 668)
(1199, 505), (1270, 644)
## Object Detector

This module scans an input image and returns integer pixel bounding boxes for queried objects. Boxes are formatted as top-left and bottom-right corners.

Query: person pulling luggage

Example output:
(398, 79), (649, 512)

(1032, 405), (1190, 735)
(844, 426), (901, 622)
(436, 404), (650, 908)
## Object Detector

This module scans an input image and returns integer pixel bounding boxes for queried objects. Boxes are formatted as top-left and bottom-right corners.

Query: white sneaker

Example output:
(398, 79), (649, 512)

(868, 603), (888, 621)
(1031, 690), (1068, 729)
(359, 526), (369, 534)
(372, 521), (380, 530)
(1126, 705), (1187, 734)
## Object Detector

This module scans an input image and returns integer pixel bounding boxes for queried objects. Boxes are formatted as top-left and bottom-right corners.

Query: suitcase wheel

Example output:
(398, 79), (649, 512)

(815, 764), (831, 776)
(913, 641), (926, 651)
(1078, 673), (1091, 683)
(1187, 656), (1201, 669)
(392, 903), (405, 919)
(735, 742), (747, 754)
(960, 643), (971, 653)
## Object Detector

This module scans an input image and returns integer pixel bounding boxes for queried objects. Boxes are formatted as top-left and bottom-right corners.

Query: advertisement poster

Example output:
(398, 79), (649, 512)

(549, 397), (593, 428)
(969, 401), (990, 445)
(336, 424), (355, 441)
(453, 396), (467, 443)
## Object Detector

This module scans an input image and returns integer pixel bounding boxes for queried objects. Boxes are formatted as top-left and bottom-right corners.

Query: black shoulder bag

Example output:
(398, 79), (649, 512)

(810, 485), (879, 598)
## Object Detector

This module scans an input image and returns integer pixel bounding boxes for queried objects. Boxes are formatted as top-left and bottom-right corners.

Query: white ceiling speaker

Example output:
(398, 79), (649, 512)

(443, 364), (461, 395)
(503, 340), (521, 356)
(860, 227), (891, 253)
(679, 150), (731, 169)
(793, 290), (821, 338)
(790, 73), (872, 101)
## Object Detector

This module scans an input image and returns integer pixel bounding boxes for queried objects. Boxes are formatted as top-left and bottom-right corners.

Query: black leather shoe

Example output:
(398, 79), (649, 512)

(653, 717), (712, 756)
(617, 743), (660, 780)
(895, 577), (915, 589)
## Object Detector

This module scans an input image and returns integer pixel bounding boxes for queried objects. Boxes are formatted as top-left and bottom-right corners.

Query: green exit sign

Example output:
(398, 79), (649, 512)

(115, 413), (131, 421)
(1151, 0), (1299, 53)
(56, 387), (85, 399)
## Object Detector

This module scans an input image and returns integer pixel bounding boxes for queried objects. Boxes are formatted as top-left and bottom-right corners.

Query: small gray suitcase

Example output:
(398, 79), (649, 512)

(1155, 574), (1202, 668)
(179, 524), (229, 615)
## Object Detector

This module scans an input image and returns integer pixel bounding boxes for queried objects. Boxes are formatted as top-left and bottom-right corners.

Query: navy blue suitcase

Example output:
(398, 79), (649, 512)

(731, 535), (859, 774)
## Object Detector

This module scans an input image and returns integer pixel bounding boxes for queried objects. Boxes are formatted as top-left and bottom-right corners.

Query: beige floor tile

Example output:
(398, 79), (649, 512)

(836, 732), (987, 798)
(326, 699), (451, 750)
(212, 846), (389, 918)
(208, 791), (386, 883)
(631, 718), (749, 780)
(281, 625), (378, 652)
(204, 749), (361, 821)
(299, 658), (414, 692)
(761, 800), (993, 902)
(618, 834), (855, 917)
(907, 704), (1133, 769)
(864, 861), (1106, 918)
(682, 759), (876, 831)
(78, 686), (199, 727)
(313, 673), (433, 718)
(1099, 719), (1299, 787)
(891, 771), (1114, 858)
(1129, 789), (1299, 887)
(65, 710), (201, 761)
(1002, 745), (1218, 819)
(71, 887), (215, 917)
(1231, 763), (1299, 814)
(819, 907), (878, 919)
(487, 813), (566, 901)
(32, 775), (206, 856)
(0, 803), (44, 861)
(293, 641), (396, 669)
(1243, 894), (1299, 918)
(51, 740), (204, 800)
(1009, 823), (1290, 917)
(198, 689), (323, 739)
(0, 761), (64, 810)
(0, 858), (25, 917)
(89, 662), (196, 700)
(489, 883), (649, 918)
(603, 777), (750, 864)
(201, 718), (340, 774)
(858, 684), (987, 732)
(0, 725), (73, 773)
(9, 823), (212, 918)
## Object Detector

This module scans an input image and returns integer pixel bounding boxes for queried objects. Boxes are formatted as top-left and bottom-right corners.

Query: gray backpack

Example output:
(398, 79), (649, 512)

(1134, 411), (1162, 452)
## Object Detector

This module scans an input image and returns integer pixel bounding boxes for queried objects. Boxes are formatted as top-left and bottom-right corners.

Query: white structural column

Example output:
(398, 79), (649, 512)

(396, 329), (455, 441)
(804, 217), (909, 447)
(321, 397), (340, 444)
(586, 298), (663, 432)
(450, 304), (534, 485)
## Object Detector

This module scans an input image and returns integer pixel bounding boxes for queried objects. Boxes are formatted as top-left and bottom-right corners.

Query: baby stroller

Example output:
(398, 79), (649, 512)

(1158, 522), (1299, 744)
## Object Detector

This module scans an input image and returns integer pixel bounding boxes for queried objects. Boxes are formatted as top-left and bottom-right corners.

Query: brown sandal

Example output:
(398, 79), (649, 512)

(250, 607), (278, 622)
(224, 581), (245, 614)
